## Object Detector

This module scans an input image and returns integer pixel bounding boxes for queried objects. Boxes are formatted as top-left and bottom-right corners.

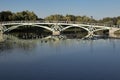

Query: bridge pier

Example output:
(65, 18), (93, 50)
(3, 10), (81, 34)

(52, 31), (60, 36)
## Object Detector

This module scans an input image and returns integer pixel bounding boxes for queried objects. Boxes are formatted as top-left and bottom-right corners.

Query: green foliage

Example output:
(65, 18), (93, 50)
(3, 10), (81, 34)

(0, 11), (13, 21)
(45, 14), (64, 21)
(65, 14), (76, 21)
(81, 16), (91, 23)
(0, 10), (38, 21)
(117, 20), (120, 25)
(44, 14), (97, 23)
(0, 10), (120, 26)
(98, 17), (120, 25)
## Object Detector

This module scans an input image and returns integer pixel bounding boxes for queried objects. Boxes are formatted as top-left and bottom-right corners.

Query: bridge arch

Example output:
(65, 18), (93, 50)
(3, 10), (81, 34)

(61, 25), (90, 33)
(4, 24), (23, 33)
(3, 24), (53, 33)
(61, 25), (90, 38)
(93, 28), (109, 33)
(32, 24), (53, 32)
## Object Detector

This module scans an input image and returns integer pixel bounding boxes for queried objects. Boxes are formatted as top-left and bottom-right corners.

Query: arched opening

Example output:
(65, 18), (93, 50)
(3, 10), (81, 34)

(5, 25), (52, 39)
(61, 26), (88, 39)
(93, 29), (109, 38)
(94, 29), (109, 36)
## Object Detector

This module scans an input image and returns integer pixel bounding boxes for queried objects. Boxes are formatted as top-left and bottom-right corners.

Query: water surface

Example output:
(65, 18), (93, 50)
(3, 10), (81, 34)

(0, 38), (120, 80)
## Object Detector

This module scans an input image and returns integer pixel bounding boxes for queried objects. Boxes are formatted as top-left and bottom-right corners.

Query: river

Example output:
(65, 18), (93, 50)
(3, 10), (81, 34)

(0, 36), (120, 80)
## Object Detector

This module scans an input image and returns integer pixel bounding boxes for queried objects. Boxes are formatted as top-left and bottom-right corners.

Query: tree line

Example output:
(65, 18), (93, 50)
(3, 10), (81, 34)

(45, 14), (120, 25)
(0, 10), (120, 25)
(0, 10), (38, 21)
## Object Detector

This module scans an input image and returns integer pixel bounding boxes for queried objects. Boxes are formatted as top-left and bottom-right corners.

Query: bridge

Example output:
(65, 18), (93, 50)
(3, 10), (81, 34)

(0, 21), (119, 38)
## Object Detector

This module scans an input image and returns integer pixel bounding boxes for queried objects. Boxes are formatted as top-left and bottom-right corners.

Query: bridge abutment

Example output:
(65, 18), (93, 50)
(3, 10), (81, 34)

(0, 31), (4, 42)
(0, 24), (3, 34)
(109, 28), (120, 38)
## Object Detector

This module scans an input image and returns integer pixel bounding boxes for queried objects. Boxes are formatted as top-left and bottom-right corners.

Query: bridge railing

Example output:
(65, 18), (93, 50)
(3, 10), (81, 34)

(0, 21), (120, 28)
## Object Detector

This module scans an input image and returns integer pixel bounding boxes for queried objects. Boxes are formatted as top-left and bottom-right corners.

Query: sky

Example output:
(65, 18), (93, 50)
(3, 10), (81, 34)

(0, 0), (120, 19)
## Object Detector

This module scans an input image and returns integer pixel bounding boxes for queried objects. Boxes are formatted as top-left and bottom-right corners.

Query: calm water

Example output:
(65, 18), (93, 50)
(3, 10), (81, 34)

(0, 38), (120, 80)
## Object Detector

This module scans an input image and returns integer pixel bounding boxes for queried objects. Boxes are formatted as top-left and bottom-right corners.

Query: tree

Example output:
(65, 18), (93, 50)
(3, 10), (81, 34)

(0, 11), (13, 21)
(99, 17), (113, 26)
(117, 19), (120, 25)
(45, 14), (64, 21)
(0, 10), (38, 21)
(112, 17), (117, 25)
(81, 16), (91, 23)
(65, 14), (75, 22)
(75, 16), (82, 23)
(28, 11), (38, 20)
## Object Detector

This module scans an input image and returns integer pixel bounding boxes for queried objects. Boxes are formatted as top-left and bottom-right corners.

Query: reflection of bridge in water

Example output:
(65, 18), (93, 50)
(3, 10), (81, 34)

(4, 34), (63, 41)
(0, 35), (118, 55)
(0, 21), (120, 39)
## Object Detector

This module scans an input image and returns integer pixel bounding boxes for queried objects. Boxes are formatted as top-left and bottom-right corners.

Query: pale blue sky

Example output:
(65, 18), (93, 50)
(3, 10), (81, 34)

(0, 0), (120, 19)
